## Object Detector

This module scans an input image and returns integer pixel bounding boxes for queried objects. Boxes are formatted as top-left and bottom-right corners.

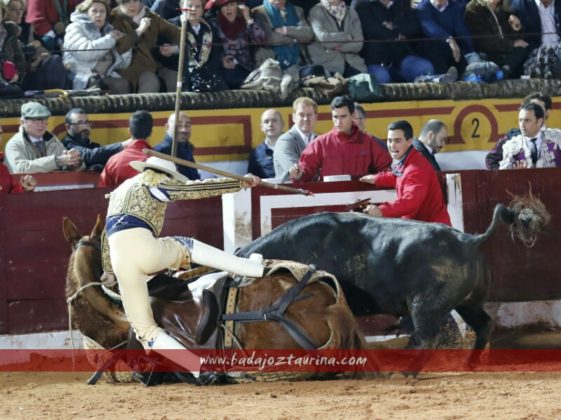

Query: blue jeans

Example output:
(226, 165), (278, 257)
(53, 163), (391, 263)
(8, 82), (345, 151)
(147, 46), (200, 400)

(399, 55), (434, 82)
(368, 55), (434, 83)
(367, 64), (391, 84)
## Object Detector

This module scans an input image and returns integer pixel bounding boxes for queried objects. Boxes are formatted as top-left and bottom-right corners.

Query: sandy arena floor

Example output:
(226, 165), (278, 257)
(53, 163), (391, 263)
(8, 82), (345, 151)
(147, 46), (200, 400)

(1, 371), (561, 419)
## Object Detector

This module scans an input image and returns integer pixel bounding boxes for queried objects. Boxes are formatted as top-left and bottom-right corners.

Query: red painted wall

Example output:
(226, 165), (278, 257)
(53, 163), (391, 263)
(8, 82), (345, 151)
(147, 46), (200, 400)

(1, 169), (560, 335)
(0, 173), (224, 334)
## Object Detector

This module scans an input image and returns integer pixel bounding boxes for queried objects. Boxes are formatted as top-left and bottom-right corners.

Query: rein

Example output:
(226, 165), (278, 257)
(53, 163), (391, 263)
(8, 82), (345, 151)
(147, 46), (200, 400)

(67, 236), (106, 368)
(222, 265), (318, 350)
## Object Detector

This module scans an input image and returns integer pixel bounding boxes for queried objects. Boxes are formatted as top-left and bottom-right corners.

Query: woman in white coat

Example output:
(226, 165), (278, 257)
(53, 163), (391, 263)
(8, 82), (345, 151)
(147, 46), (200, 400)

(63, 0), (132, 93)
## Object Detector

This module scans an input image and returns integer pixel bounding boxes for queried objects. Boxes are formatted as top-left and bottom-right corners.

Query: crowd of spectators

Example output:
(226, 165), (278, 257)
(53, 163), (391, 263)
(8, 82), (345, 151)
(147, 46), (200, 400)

(1, 0), (559, 95)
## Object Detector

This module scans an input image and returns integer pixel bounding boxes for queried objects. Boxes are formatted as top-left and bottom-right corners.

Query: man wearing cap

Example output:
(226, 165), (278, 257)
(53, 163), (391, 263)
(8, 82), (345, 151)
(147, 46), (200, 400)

(102, 154), (263, 381)
(4, 102), (83, 174)
(98, 110), (154, 188)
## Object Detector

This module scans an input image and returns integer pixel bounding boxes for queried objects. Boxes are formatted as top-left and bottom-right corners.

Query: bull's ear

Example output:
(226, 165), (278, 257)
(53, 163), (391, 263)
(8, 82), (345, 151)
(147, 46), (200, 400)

(62, 217), (80, 246)
(91, 214), (103, 238)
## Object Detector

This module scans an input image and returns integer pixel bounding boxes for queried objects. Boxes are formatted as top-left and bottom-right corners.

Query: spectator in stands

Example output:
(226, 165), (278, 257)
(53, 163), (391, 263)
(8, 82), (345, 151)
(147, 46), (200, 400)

(3, 0), (31, 43)
(252, 0), (314, 85)
(416, 0), (480, 76)
(0, 124), (36, 193)
(152, 112), (201, 180)
(464, 0), (529, 79)
(511, 0), (561, 50)
(26, 0), (80, 52)
(3, 0), (69, 91)
(499, 102), (561, 169)
(248, 108), (284, 178)
(63, 0), (132, 93)
(5, 102), (83, 174)
(360, 119), (451, 225)
(274, 96), (318, 181)
(486, 92), (552, 169)
(0, 3), (26, 89)
(413, 119), (448, 171)
(62, 108), (130, 171)
(290, 96), (391, 182)
(353, 103), (387, 150)
(354, 0), (434, 83)
(166, 0), (227, 92)
(207, 0), (267, 89)
(149, 0), (180, 19)
(307, 0), (367, 77)
(99, 110), (154, 187)
(110, 0), (181, 93)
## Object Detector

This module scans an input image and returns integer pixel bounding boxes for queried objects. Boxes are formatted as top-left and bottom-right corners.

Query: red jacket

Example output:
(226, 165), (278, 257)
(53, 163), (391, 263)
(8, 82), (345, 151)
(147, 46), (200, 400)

(0, 164), (24, 193)
(26, 0), (80, 36)
(298, 126), (391, 182)
(98, 140), (151, 188)
(374, 147), (451, 225)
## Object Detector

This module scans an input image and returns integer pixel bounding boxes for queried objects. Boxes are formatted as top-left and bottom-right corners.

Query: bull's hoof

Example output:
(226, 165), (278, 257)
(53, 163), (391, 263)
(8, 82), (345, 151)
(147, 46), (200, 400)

(196, 371), (226, 386)
(401, 371), (419, 379)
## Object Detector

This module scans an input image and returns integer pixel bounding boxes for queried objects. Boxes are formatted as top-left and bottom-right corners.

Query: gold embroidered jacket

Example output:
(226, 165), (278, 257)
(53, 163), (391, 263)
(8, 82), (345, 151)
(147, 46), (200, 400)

(102, 170), (241, 272)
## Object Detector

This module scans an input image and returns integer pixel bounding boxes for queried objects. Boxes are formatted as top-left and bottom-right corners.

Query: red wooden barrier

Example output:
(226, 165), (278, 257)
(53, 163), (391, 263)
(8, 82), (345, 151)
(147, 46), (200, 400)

(1, 169), (561, 334)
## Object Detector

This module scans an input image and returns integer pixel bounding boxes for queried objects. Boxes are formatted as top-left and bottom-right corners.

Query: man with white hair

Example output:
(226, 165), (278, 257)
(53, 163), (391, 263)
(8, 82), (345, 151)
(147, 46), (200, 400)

(102, 155), (263, 382)
(5, 102), (82, 173)
(153, 112), (200, 180)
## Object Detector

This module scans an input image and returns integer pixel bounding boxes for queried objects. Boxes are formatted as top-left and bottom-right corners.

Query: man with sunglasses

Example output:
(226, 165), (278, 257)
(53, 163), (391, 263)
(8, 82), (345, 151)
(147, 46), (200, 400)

(5, 102), (83, 173)
(62, 108), (131, 171)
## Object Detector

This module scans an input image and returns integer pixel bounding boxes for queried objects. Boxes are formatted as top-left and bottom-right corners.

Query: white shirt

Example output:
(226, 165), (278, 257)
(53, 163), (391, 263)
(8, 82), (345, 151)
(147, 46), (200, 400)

(430, 0), (449, 12)
(524, 131), (543, 157)
(535, 0), (560, 46)
(294, 126), (314, 146)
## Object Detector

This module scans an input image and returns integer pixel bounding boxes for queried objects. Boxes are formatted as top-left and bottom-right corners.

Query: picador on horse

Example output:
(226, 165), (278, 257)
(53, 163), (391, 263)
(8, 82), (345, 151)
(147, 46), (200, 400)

(100, 156), (265, 379)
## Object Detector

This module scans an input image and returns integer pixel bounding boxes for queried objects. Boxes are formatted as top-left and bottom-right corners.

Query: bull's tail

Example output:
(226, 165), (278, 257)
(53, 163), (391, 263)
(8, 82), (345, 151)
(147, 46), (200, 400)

(471, 203), (515, 246)
(471, 193), (550, 248)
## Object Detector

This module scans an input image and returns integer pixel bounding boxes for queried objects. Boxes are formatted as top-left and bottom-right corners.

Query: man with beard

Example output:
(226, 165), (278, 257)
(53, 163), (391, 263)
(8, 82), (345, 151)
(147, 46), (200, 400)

(413, 119), (448, 171)
(152, 112), (200, 180)
(62, 108), (130, 171)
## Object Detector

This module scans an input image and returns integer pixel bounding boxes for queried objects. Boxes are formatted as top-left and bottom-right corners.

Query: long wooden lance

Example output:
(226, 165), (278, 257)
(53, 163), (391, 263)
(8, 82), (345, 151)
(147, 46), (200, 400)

(144, 149), (314, 196)
(171, 0), (190, 158)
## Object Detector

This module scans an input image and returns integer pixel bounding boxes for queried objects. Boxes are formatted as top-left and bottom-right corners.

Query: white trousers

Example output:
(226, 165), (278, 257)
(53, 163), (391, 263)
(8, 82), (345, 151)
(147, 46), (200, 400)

(108, 228), (188, 348)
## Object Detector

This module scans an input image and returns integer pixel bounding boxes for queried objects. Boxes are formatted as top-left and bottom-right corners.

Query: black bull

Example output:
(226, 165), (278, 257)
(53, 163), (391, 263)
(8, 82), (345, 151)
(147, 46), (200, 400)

(237, 205), (541, 350)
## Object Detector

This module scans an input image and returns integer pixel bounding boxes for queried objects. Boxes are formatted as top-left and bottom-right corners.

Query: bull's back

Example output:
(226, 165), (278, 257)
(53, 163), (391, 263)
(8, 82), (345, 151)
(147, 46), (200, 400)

(240, 212), (483, 316)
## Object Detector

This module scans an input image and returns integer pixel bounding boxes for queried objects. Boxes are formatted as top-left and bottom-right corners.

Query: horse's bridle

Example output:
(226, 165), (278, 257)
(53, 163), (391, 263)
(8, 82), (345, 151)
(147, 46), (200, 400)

(222, 265), (318, 350)
(73, 236), (102, 252)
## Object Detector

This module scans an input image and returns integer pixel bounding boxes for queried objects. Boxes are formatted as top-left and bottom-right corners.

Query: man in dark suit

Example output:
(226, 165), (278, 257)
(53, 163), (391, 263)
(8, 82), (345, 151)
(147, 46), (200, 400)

(511, 0), (561, 50)
(413, 119), (448, 171)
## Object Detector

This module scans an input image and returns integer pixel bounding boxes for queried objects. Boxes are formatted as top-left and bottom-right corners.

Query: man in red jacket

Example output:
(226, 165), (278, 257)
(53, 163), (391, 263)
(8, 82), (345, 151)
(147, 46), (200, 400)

(360, 119), (451, 225)
(98, 110), (152, 188)
(289, 96), (391, 182)
(26, 0), (80, 51)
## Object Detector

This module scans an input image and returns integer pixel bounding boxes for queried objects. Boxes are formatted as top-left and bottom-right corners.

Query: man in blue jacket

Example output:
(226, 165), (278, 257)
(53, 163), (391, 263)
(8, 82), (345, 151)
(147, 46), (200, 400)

(416, 0), (479, 75)
(153, 112), (201, 180)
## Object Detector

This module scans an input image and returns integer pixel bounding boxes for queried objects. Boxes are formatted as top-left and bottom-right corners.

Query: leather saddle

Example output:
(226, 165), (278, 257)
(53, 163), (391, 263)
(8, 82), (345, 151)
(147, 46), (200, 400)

(148, 272), (220, 346)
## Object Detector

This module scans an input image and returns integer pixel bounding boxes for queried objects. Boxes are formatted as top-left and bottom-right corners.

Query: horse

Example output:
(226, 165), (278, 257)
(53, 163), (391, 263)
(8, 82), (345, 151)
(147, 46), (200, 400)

(237, 193), (550, 352)
(63, 215), (367, 385)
